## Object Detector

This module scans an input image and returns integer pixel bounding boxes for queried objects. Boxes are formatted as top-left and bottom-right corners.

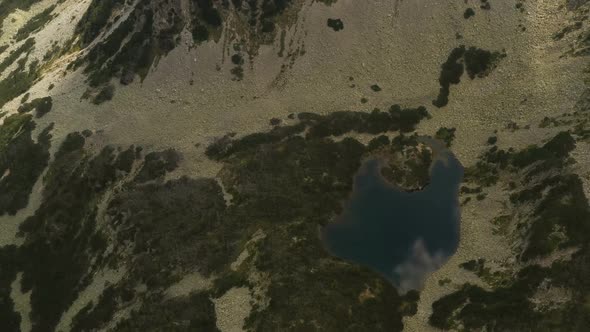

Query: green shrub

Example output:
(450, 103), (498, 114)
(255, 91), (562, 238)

(0, 114), (51, 215)
(0, 0), (42, 32)
(464, 46), (506, 79)
(433, 46), (465, 108)
(134, 149), (180, 182)
(14, 5), (56, 41)
(92, 85), (115, 104)
(433, 46), (504, 107)
(435, 127), (456, 146)
(0, 54), (39, 110)
(75, 0), (125, 46)
(18, 96), (52, 118)
(327, 18), (344, 31)
(0, 37), (35, 74)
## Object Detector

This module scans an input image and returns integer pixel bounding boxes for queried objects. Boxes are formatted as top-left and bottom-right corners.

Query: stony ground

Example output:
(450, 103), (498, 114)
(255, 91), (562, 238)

(0, 0), (588, 331)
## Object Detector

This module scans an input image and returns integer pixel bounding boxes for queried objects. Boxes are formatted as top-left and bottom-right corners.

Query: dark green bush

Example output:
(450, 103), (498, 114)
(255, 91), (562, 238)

(0, 114), (51, 216)
(92, 85), (115, 104)
(464, 46), (505, 79)
(14, 5), (56, 41)
(18, 96), (52, 118)
(76, 0), (125, 46)
(0, 38), (35, 74)
(327, 18), (344, 31)
(435, 127), (456, 146)
(433, 46), (465, 107)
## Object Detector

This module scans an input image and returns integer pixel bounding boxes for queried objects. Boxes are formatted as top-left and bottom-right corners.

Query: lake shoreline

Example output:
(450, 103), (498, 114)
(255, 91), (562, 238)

(321, 137), (464, 291)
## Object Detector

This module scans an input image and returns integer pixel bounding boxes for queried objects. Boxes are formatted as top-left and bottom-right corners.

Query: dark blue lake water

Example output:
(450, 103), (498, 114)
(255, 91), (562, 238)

(321, 138), (464, 291)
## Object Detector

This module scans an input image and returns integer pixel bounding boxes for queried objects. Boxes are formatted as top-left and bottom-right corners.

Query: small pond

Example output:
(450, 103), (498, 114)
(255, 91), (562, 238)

(321, 138), (464, 291)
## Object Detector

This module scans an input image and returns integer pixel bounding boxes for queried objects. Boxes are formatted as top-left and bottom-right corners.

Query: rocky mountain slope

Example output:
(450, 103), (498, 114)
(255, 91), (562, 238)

(0, 0), (589, 331)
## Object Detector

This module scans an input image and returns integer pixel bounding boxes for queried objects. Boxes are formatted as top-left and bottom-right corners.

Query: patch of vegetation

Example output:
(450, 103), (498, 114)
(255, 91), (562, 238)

(109, 176), (230, 284)
(379, 135), (433, 191)
(115, 292), (219, 331)
(0, 106), (433, 330)
(438, 278), (451, 286)
(75, 0), (125, 47)
(554, 21), (584, 41)
(480, 0), (491, 10)
(467, 130), (584, 255)
(464, 47), (506, 79)
(14, 5), (56, 42)
(0, 38), (35, 74)
(84, 8), (148, 87)
(70, 285), (128, 332)
(464, 8), (475, 19)
(327, 18), (344, 31)
(371, 84), (382, 92)
(192, 23), (209, 43)
(430, 266), (545, 330)
(206, 123), (305, 160)
(212, 271), (250, 297)
(303, 106), (430, 138)
(81, 3), (184, 89)
(511, 131), (575, 169)
(465, 131), (575, 187)
(0, 245), (21, 332)
(190, 0), (222, 43)
(0, 0), (43, 33)
(221, 138), (418, 330)
(14, 136), (127, 332)
(114, 145), (136, 173)
(0, 114), (51, 216)
(461, 185), (482, 194)
(231, 65), (244, 80)
(248, 225), (414, 330)
(475, 192), (487, 200)
(192, 0), (222, 27)
(188, 0), (296, 45)
(539, 116), (567, 128)
(515, 173), (590, 260)
(134, 149), (180, 183)
(433, 45), (505, 107)
(0, 134), (192, 332)
(21, 93), (30, 103)
(92, 84), (115, 104)
(433, 46), (465, 108)
(206, 109), (433, 329)
(460, 258), (486, 274)
(231, 53), (244, 65)
(435, 127), (456, 147)
(42, 42), (62, 64)
(67, 161), (230, 330)
(0, 53), (40, 110)
(366, 134), (390, 151)
(18, 96), (52, 118)
(206, 107), (430, 160)
(432, 129), (590, 330)
(433, 246), (590, 330)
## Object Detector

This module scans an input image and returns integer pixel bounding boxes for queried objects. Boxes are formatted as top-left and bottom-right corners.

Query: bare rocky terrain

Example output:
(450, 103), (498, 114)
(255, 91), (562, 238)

(0, 0), (589, 331)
